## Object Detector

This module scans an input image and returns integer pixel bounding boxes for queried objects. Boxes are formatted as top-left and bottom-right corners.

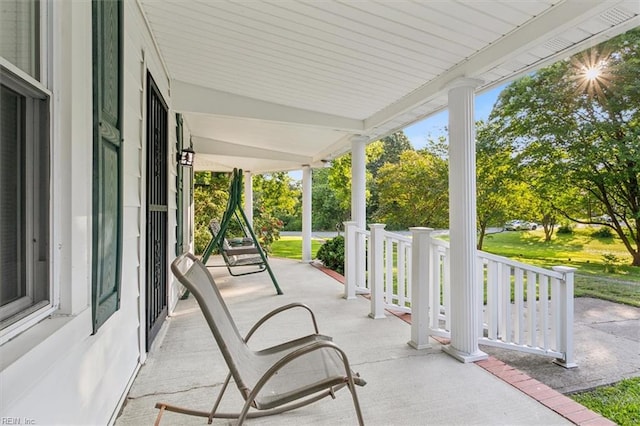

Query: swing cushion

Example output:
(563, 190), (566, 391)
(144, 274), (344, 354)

(209, 220), (264, 264)
(229, 237), (255, 247)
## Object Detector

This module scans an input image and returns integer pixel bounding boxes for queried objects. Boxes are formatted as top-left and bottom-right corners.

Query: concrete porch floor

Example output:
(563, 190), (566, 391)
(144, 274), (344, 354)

(117, 257), (574, 425)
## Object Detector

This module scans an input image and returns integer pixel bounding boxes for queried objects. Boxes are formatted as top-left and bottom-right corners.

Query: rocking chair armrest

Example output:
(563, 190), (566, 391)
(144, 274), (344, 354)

(245, 303), (319, 342)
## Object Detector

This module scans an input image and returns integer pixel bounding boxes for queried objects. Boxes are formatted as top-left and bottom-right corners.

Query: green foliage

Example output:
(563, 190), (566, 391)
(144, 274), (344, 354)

(193, 171), (285, 254)
(602, 252), (621, 273)
(252, 208), (283, 253)
(490, 27), (640, 266)
(316, 236), (345, 275)
(327, 145), (379, 213)
(475, 120), (526, 249)
(367, 132), (414, 175)
(367, 132), (414, 219)
(374, 149), (449, 230)
(312, 168), (349, 230)
(320, 131), (414, 226)
(283, 216), (302, 231)
(252, 172), (300, 229)
(328, 153), (357, 212)
(591, 227), (614, 238)
(194, 172), (230, 254)
(556, 224), (574, 234)
(570, 377), (640, 425)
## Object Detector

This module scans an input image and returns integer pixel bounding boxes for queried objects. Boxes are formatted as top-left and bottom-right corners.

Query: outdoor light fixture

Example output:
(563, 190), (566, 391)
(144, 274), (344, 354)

(178, 147), (195, 167)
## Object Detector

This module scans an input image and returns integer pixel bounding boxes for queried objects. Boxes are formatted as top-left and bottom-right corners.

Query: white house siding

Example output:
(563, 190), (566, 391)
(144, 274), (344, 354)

(0, 2), (182, 424)
(122, 1), (183, 318)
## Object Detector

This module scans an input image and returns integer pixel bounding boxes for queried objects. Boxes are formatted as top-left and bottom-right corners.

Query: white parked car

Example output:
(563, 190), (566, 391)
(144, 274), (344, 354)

(504, 220), (538, 231)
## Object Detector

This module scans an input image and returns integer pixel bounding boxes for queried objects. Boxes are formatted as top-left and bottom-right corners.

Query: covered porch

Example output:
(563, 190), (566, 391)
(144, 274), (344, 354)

(150, 0), (639, 364)
(117, 257), (574, 425)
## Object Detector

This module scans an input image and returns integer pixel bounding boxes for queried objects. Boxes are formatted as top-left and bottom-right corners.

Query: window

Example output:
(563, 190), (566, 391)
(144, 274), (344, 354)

(0, 0), (50, 331)
(0, 0), (40, 79)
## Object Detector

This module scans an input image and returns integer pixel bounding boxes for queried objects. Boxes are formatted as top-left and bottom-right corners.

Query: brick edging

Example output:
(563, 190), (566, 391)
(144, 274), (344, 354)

(475, 357), (614, 425)
(310, 261), (345, 284)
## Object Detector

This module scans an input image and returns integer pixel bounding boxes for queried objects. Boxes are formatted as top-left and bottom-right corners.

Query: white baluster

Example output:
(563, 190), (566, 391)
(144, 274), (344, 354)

(514, 268), (524, 344)
(527, 271), (537, 348)
(385, 236), (393, 304)
(368, 224), (386, 319)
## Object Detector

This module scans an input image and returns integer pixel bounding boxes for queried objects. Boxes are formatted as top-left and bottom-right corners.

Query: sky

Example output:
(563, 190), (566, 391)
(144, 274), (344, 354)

(403, 84), (505, 149)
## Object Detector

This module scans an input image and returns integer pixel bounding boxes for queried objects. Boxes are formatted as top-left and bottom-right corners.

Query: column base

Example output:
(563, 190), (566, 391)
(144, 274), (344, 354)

(553, 359), (578, 369)
(408, 340), (432, 350)
(442, 345), (488, 363)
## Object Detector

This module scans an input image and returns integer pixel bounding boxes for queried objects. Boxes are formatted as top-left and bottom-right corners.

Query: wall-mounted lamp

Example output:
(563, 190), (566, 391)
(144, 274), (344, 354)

(178, 147), (195, 167)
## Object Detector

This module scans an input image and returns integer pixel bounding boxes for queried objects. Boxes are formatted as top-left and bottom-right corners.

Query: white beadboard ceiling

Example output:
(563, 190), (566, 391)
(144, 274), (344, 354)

(139, 0), (639, 173)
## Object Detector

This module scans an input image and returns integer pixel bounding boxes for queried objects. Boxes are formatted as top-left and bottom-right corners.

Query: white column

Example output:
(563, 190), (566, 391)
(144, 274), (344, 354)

(408, 227), (433, 350)
(350, 135), (368, 229)
(243, 171), (253, 228)
(302, 165), (312, 263)
(351, 135), (368, 293)
(442, 78), (488, 363)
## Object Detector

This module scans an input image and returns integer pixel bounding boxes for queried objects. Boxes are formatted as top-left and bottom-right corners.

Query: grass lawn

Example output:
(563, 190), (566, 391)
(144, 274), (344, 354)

(271, 236), (324, 260)
(481, 227), (640, 307)
(570, 377), (640, 425)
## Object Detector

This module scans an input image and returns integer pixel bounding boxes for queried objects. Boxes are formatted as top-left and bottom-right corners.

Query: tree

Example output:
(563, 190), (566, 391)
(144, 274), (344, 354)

(252, 172), (300, 227)
(327, 143), (381, 219)
(367, 131), (414, 176)
(193, 172), (230, 253)
(475, 121), (526, 249)
(367, 132), (414, 220)
(311, 167), (349, 230)
(490, 28), (640, 265)
(374, 150), (449, 230)
(327, 131), (413, 224)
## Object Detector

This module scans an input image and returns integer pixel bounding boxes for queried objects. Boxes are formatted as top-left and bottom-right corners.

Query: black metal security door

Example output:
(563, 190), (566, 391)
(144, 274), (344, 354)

(145, 73), (168, 349)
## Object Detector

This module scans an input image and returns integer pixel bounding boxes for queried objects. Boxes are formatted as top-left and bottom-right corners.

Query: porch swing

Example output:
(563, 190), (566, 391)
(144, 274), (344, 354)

(201, 169), (283, 295)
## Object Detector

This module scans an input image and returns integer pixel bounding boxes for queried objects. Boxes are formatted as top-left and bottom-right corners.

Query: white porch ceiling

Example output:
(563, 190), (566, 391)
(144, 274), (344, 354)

(139, 0), (639, 173)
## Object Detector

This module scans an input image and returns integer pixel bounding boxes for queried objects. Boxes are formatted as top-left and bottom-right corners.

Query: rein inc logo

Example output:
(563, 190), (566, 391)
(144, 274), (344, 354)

(1, 419), (35, 425)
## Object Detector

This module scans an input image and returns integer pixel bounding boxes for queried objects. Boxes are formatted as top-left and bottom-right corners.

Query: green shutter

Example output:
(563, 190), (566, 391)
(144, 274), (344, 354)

(91, 0), (123, 333)
(175, 113), (184, 256)
(189, 138), (194, 206)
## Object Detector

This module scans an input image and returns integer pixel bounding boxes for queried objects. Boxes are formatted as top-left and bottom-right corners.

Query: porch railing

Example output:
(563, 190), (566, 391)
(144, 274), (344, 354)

(343, 221), (370, 299)
(343, 222), (576, 367)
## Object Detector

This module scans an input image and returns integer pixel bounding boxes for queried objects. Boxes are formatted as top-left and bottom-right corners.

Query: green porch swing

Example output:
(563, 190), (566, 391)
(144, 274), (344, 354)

(201, 169), (283, 295)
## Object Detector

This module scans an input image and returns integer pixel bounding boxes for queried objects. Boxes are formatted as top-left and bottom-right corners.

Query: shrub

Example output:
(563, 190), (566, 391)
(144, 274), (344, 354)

(316, 236), (345, 275)
(602, 253), (620, 273)
(557, 224), (573, 234)
(282, 215), (302, 231)
(253, 210), (283, 253)
(591, 227), (614, 238)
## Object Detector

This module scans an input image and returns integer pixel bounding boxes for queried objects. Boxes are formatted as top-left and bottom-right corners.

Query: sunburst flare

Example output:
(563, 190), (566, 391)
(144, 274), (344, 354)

(569, 48), (614, 100)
